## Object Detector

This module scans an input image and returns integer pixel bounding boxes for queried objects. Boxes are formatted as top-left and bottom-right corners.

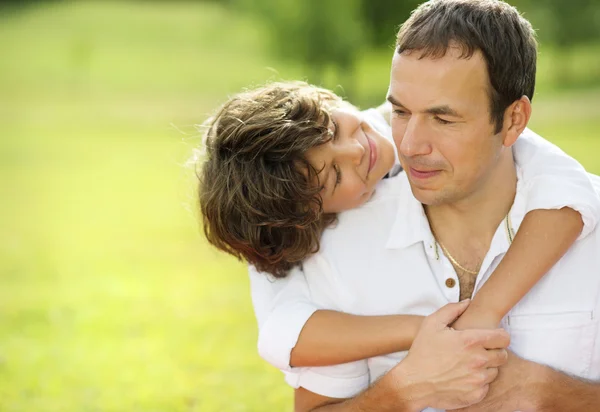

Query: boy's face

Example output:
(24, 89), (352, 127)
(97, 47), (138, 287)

(305, 107), (396, 213)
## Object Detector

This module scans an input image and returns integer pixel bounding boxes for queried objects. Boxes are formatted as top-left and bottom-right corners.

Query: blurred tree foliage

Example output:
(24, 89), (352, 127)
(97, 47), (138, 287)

(5, 0), (597, 92)
(360, 0), (422, 47)
(517, 0), (600, 86)
(229, 0), (600, 93)
(518, 0), (600, 47)
(230, 0), (366, 98)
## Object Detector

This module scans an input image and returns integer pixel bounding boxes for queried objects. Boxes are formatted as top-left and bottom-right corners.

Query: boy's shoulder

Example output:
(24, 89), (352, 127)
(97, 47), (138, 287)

(361, 106), (390, 137)
(320, 172), (412, 248)
(589, 172), (600, 193)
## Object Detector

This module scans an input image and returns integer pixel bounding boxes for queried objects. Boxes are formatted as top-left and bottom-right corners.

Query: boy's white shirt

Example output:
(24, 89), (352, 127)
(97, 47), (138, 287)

(249, 108), (600, 386)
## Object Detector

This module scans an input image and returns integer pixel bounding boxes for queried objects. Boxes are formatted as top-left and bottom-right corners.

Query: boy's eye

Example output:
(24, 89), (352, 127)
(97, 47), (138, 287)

(334, 164), (342, 186)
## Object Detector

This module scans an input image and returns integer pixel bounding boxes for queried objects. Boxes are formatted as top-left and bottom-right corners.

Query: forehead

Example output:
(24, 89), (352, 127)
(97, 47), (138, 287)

(389, 48), (490, 113)
(323, 98), (358, 115)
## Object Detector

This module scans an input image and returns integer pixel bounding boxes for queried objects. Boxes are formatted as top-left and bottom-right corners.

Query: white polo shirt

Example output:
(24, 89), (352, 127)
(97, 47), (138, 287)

(249, 130), (600, 409)
(252, 171), (600, 410)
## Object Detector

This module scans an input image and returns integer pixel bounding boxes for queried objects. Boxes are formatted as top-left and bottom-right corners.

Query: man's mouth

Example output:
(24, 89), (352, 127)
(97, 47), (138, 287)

(408, 167), (441, 180)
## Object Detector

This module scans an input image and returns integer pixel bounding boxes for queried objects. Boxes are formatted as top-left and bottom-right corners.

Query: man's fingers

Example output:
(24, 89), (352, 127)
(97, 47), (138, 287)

(483, 367), (499, 384)
(460, 328), (510, 350)
(484, 349), (509, 368)
(428, 300), (471, 328)
(481, 328), (510, 349)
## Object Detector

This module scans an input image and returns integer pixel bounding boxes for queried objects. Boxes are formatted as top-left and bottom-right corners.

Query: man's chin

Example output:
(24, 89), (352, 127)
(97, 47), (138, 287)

(408, 183), (444, 206)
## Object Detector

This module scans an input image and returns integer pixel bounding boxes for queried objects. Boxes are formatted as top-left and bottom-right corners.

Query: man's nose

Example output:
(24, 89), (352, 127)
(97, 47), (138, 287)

(398, 117), (432, 158)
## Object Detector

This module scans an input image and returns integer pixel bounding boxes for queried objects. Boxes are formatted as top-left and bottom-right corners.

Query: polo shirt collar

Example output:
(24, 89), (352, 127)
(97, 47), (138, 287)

(385, 174), (434, 250)
(384, 167), (527, 252)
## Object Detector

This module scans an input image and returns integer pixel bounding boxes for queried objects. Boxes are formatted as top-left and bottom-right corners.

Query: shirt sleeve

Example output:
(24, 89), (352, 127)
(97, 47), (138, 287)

(283, 361), (370, 399)
(249, 257), (372, 398)
(514, 128), (600, 239)
(248, 265), (319, 371)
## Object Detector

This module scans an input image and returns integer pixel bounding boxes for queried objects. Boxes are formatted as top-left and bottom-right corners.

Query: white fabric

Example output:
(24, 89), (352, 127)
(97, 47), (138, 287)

(260, 171), (600, 410)
(251, 128), (600, 379)
(515, 128), (600, 239)
(250, 268), (320, 371)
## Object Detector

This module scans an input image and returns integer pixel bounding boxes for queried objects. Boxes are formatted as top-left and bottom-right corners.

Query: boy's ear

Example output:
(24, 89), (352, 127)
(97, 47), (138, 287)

(502, 95), (532, 148)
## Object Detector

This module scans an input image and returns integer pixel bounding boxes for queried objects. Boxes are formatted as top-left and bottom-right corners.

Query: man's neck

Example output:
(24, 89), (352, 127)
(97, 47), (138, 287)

(425, 156), (518, 253)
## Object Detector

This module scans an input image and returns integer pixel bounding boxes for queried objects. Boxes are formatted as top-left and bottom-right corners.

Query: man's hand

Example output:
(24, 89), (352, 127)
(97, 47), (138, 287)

(383, 300), (511, 411)
(454, 352), (543, 412)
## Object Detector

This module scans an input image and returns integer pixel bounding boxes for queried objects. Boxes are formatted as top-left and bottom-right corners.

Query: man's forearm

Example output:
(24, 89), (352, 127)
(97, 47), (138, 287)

(534, 366), (600, 412)
(310, 388), (414, 412)
(295, 374), (422, 412)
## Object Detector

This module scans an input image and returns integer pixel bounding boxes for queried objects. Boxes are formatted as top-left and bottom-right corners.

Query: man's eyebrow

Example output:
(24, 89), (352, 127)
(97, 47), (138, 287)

(387, 95), (462, 118)
(426, 105), (461, 117)
(386, 94), (405, 108)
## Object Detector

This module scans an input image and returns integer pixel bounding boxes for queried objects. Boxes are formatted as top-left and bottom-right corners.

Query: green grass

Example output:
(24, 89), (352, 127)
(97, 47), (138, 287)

(0, 1), (599, 411)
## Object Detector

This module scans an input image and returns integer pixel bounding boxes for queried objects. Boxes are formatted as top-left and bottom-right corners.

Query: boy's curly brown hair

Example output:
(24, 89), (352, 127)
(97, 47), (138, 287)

(198, 82), (342, 277)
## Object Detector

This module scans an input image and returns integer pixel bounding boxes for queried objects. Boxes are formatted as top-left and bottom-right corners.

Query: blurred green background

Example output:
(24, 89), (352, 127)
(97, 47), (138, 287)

(0, 1), (599, 411)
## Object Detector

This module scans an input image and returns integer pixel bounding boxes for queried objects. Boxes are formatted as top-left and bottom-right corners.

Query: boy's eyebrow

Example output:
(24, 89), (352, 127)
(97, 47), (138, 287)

(330, 164), (338, 196)
(316, 162), (332, 195)
(325, 164), (338, 196)
(387, 94), (461, 117)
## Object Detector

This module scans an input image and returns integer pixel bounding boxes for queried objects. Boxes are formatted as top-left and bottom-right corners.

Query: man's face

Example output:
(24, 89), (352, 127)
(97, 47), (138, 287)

(388, 48), (505, 206)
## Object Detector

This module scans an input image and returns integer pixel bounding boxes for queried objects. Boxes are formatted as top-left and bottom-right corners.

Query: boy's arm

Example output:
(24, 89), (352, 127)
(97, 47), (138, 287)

(290, 310), (421, 367)
(453, 207), (583, 329)
(293, 302), (512, 412)
(249, 265), (422, 370)
(455, 129), (597, 329)
(516, 128), (600, 239)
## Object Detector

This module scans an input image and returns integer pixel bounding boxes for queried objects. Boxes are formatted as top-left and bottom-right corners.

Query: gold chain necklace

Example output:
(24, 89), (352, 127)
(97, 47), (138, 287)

(435, 239), (481, 275)
(433, 214), (514, 275)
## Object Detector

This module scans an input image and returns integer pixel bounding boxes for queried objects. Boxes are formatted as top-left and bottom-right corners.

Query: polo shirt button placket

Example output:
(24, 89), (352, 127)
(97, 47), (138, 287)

(444, 277), (459, 300)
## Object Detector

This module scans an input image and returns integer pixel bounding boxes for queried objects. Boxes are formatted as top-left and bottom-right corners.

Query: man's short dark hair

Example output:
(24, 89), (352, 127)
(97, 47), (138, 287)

(396, 0), (537, 133)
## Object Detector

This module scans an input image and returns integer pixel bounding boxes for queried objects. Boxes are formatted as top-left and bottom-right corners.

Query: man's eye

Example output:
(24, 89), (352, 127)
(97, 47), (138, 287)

(393, 109), (408, 116)
(435, 117), (453, 125)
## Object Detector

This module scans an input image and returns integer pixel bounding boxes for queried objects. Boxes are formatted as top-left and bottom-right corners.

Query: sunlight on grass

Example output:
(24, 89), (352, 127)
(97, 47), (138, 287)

(0, 1), (598, 411)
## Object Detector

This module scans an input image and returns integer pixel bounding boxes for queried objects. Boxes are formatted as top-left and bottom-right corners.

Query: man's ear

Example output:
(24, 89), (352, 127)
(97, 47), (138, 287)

(502, 95), (532, 148)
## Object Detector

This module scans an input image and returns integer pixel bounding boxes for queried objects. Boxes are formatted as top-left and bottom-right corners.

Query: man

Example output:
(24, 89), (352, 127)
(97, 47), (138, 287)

(281, 1), (600, 410)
